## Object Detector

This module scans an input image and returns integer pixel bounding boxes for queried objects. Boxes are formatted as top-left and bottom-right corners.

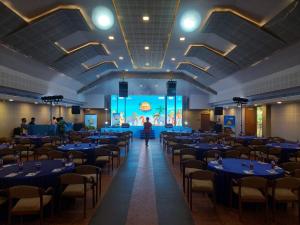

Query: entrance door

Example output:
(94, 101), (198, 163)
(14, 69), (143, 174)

(245, 107), (257, 135)
(201, 114), (210, 131)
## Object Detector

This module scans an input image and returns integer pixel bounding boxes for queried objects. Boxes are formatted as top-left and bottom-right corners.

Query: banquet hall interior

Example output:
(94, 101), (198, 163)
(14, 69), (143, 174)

(0, 0), (300, 224)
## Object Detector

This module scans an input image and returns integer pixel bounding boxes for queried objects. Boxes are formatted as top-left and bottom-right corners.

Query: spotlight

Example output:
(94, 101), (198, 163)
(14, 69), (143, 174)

(179, 37), (186, 41)
(92, 6), (114, 30)
(144, 46), (149, 50)
(142, 16), (150, 21)
(41, 95), (63, 104)
(277, 101), (282, 104)
(8, 99), (14, 102)
(180, 10), (201, 32)
(108, 35), (114, 40)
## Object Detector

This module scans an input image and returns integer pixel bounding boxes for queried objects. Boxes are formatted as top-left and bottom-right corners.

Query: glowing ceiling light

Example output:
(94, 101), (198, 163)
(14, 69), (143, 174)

(142, 16), (150, 21)
(166, 69), (171, 72)
(145, 62), (150, 66)
(92, 6), (114, 30)
(144, 46), (150, 50)
(108, 35), (114, 40)
(119, 56), (124, 60)
(277, 101), (282, 104)
(180, 10), (201, 32)
(179, 37), (186, 41)
(8, 99), (14, 102)
(171, 57), (176, 61)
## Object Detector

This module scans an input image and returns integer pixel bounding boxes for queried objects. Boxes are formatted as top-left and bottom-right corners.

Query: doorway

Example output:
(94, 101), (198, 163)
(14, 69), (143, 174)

(201, 114), (210, 131)
(245, 107), (257, 136)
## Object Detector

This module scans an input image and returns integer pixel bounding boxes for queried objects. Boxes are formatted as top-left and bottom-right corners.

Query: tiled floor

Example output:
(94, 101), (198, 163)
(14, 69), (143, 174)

(2, 139), (300, 225)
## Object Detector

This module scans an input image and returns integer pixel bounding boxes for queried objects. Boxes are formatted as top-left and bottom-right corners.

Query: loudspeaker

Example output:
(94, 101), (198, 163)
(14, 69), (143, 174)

(214, 107), (223, 116)
(119, 81), (128, 97)
(72, 106), (81, 114)
(167, 80), (176, 96)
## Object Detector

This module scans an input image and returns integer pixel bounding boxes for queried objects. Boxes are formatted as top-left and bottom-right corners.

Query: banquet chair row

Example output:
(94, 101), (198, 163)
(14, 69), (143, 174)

(0, 165), (101, 225)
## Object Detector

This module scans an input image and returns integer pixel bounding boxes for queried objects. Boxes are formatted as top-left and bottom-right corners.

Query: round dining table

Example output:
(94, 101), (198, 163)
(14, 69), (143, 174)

(0, 160), (74, 189)
(266, 142), (300, 162)
(14, 135), (50, 146)
(207, 158), (284, 204)
(188, 143), (232, 159)
(87, 135), (119, 144)
(236, 136), (268, 145)
(57, 143), (99, 164)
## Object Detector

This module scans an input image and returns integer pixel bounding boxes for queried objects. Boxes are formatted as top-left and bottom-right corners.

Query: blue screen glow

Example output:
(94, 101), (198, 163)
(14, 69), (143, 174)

(110, 95), (183, 126)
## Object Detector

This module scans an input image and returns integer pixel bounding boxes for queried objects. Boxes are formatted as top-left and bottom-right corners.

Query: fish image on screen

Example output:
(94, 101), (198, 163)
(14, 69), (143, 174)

(110, 95), (183, 126)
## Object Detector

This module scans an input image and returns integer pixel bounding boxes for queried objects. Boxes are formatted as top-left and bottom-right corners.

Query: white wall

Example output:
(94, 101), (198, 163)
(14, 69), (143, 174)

(271, 102), (300, 141)
(83, 94), (105, 108)
(189, 94), (209, 109)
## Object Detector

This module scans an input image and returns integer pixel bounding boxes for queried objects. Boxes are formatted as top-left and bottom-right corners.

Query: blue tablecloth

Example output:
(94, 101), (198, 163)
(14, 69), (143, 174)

(0, 144), (9, 149)
(208, 158), (284, 204)
(58, 143), (98, 164)
(189, 143), (232, 159)
(0, 160), (74, 189)
(266, 143), (300, 162)
(174, 136), (203, 142)
(236, 136), (268, 145)
(14, 135), (50, 146)
(87, 135), (119, 144)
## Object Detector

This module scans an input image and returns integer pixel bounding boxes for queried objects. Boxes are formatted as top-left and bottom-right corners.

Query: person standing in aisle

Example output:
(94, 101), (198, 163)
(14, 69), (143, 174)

(144, 117), (152, 147)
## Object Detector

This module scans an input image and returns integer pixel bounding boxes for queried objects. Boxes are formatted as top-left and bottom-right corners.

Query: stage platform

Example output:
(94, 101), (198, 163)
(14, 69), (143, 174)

(101, 126), (192, 138)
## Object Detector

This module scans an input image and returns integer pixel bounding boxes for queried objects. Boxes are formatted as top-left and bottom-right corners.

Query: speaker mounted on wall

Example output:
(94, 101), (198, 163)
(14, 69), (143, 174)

(167, 80), (176, 96)
(119, 81), (128, 97)
(214, 107), (223, 116)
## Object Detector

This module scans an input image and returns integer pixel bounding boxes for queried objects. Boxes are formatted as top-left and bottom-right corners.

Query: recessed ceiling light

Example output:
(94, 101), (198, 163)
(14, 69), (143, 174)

(125, 69), (128, 72)
(8, 99), (14, 102)
(139, 84), (144, 87)
(277, 101), (282, 104)
(171, 57), (176, 61)
(193, 76), (197, 79)
(166, 69), (171, 72)
(34, 102), (38, 104)
(142, 16), (150, 21)
(144, 46), (149, 50)
(92, 6), (114, 30)
(145, 62), (150, 66)
(254, 104), (258, 107)
(180, 10), (201, 32)
(154, 84), (159, 88)
(96, 74), (100, 78)
(119, 56), (124, 60)
(179, 37), (186, 41)
(108, 35), (114, 40)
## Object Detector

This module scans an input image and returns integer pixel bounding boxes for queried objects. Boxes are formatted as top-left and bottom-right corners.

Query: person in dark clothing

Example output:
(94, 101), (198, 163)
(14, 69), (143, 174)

(144, 117), (152, 147)
(29, 117), (36, 125)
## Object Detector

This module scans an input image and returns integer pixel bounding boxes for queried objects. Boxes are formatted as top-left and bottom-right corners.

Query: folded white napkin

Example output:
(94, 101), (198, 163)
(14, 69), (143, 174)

(5, 172), (18, 177)
(243, 170), (254, 174)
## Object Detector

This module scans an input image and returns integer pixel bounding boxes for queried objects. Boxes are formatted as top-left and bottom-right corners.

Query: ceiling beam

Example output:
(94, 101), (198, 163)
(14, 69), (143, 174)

(77, 71), (218, 95)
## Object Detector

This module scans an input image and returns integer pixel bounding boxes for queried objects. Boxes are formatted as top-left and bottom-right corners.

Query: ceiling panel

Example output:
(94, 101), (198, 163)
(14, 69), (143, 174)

(113, 0), (179, 69)
(2, 9), (90, 64)
(76, 61), (118, 84)
(52, 44), (108, 77)
(177, 62), (217, 85)
(185, 45), (240, 76)
(202, 11), (286, 68)
(264, 1), (300, 44)
(0, 2), (25, 38)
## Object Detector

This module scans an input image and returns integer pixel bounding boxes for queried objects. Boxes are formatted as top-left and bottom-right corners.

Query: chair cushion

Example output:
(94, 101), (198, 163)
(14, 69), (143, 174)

(73, 158), (86, 165)
(268, 155), (279, 161)
(233, 186), (265, 201)
(96, 156), (110, 162)
(192, 179), (213, 192)
(112, 151), (119, 156)
(182, 155), (196, 160)
(2, 155), (15, 161)
(118, 142), (126, 146)
(173, 149), (181, 154)
(38, 155), (48, 160)
(268, 188), (298, 201)
(289, 157), (300, 162)
(82, 174), (97, 183)
(63, 184), (85, 197)
(240, 154), (249, 159)
(12, 195), (51, 213)
(21, 151), (34, 156)
(185, 168), (201, 176)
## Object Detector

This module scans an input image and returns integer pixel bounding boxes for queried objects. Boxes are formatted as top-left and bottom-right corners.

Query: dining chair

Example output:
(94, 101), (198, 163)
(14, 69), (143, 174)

(268, 177), (300, 222)
(102, 144), (121, 168)
(75, 165), (101, 202)
(8, 185), (53, 225)
(95, 148), (114, 171)
(47, 150), (66, 161)
(14, 145), (33, 161)
(203, 150), (221, 164)
(60, 173), (90, 218)
(179, 148), (197, 170)
(223, 150), (241, 159)
(281, 162), (300, 175)
(233, 146), (251, 159)
(182, 160), (205, 193)
(188, 170), (215, 210)
(34, 147), (52, 160)
(232, 176), (268, 221)
(67, 150), (87, 166)
(171, 144), (188, 165)
(265, 147), (281, 162)
(289, 151), (300, 162)
(0, 148), (18, 164)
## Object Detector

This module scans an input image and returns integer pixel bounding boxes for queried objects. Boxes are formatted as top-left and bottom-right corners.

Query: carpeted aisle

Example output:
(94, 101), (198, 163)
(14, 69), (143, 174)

(89, 139), (194, 225)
